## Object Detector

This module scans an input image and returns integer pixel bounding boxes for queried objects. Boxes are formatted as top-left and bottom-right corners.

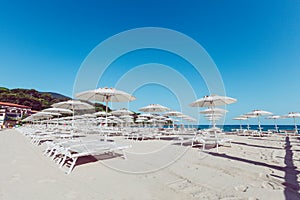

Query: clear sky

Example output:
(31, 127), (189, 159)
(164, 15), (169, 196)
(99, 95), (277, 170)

(0, 0), (300, 125)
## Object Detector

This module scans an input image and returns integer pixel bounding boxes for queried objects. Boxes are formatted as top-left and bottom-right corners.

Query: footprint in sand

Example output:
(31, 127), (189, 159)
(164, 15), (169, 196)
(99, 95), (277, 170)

(234, 185), (249, 192)
(9, 174), (21, 183)
(261, 181), (282, 190)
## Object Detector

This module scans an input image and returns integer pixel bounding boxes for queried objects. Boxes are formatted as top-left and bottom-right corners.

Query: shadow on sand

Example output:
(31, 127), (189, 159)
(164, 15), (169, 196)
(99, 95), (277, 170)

(208, 136), (300, 199)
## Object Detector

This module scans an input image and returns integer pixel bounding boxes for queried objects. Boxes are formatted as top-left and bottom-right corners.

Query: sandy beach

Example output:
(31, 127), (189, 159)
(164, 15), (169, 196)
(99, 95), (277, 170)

(0, 128), (299, 200)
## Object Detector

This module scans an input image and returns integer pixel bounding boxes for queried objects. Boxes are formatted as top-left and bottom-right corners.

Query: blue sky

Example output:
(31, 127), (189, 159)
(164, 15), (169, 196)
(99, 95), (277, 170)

(0, 0), (300, 125)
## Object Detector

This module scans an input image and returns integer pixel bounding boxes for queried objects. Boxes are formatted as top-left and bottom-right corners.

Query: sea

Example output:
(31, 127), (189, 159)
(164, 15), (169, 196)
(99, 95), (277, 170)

(180, 125), (299, 133)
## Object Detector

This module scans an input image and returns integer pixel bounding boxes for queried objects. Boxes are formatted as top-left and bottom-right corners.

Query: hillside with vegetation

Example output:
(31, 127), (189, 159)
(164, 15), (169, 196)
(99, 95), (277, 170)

(0, 87), (107, 112)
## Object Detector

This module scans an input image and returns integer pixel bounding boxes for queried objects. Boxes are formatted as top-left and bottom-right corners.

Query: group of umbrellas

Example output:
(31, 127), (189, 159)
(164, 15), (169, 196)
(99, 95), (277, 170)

(22, 87), (300, 135)
(233, 110), (300, 133)
(23, 87), (239, 131)
(190, 94), (237, 128)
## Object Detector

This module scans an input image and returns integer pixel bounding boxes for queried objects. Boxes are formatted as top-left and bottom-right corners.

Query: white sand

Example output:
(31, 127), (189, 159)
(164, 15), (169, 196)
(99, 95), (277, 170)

(0, 128), (299, 200)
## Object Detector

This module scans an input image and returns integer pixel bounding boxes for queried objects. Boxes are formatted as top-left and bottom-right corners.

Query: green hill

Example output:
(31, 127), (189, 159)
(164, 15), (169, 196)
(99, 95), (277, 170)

(0, 87), (108, 112)
(0, 87), (71, 111)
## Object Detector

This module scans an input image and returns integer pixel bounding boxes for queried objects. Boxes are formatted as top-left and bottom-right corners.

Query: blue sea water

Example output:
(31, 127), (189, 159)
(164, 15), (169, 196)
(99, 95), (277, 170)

(185, 125), (298, 133)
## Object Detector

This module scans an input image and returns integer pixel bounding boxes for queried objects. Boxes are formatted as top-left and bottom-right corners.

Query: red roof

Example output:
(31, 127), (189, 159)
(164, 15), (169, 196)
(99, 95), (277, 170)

(0, 102), (31, 109)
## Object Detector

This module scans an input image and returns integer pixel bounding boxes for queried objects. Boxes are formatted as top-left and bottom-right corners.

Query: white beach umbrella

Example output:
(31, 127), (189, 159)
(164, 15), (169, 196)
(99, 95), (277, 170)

(35, 111), (61, 117)
(241, 114), (257, 130)
(183, 117), (197, 123)
(205, 115), (222, 120)
(204, 113), (224, 117)
(42, 108), (73, 126)
(247, 110), (272, 132)
(81, 113), (96, 118)
(119, 115), (133, 119)
(199, 107), (228, 114)
(94, 111), (111, 117)
(75, 87), (136, 114)
(139, 104), (169, 128)
(166, 118), (179, 122)
(139, 113), (154, 118)
(52, 100), (94, 129)
(43, 107), (73, 114)
(111, 108), (134, 116)
(164, 110), (183, 117)
(282, 112), (300, 133)
(233, 117), (247, 131)
(136, 116), (148, 120)
(107, 116), (119, 120)
(139, 104), (170, 113)
(199, 108), (228, 128)
(154, 115), (166, 120)
(190, 94), (236, 134)
(52, 100), (94, 110)
(189, 94), (237, 107)
(265, 115), (280, 133)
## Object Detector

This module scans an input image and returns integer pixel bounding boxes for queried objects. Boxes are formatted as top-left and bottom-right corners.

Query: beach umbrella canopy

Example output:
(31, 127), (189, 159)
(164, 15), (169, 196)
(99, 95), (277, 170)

(139, 104), (170, 113)
(23, 111), (61, 122)
(205, 113), (224, 117)
(35, 111), (61, 117)
(199, 107), (228, 114)
(52, 100), (94, 110)
(199, 108), (227, 128)
(52, 100), (94, 129)
(81, 113), (96, 118)
(166, 118), (180, 122)
(164, 110), (183, 117)
(204, 116), (221, 121)
(154, 115), (166, 120)
(247, 110), (272, 132)
(136, 116), (148, 120)
(107, 116), (119, 120)
(42, 107), (73, 114)
(94, 111), (111, 116)
(119, 115), (133, 118)
(183, 117), (197, 122)
(283, 112), (300, 118)
(139, 113), (154, 118)
(248, 110), (273, 116)
(189, 94), (237, 107)
(75, 87), (136, 114)
(111, 108), (134, 116)
(282, 112), (300, 133)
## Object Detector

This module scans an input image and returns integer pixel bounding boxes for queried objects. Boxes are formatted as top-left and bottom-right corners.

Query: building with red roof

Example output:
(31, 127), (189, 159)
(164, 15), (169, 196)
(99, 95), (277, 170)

(0, 102), (33, 126)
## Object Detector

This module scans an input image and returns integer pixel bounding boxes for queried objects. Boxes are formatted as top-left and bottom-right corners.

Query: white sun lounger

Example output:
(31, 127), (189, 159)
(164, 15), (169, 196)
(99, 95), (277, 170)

(55, 141), (131, 174)
(192, 136), (232, 152)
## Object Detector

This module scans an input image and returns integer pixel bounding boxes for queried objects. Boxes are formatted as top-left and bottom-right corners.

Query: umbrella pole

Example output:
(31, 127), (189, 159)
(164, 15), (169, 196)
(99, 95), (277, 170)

(239, 120), (242, 131)
(294, 117), (298, 133)
(247, 118), (250, 130)
(258, 115), (261, 133)
(105, 98), (108, 127)
(274, 119), (278, 133)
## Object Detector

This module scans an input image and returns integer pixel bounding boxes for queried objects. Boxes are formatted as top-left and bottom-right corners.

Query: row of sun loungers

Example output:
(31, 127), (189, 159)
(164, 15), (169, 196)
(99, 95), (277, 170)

(16, 127), (131, 174)
(15, 125), (237, 174)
